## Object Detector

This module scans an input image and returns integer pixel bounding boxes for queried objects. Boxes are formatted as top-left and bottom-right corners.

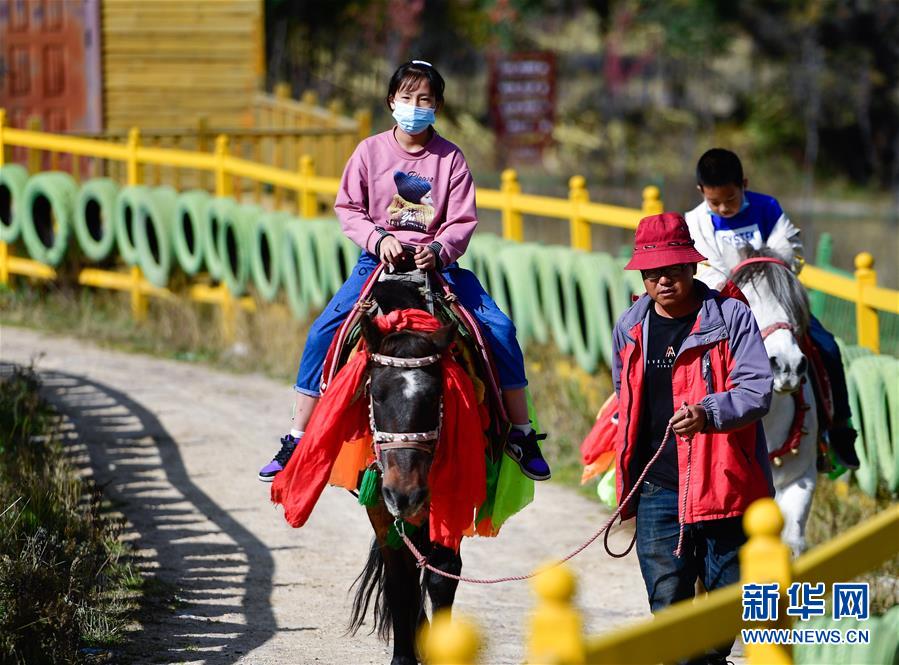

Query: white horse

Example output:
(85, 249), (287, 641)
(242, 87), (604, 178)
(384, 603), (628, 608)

(726, 249), (819, 556)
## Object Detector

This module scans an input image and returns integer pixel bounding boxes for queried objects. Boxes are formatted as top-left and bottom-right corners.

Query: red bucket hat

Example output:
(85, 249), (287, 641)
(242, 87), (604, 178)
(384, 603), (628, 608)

(624, 212), (706, 270)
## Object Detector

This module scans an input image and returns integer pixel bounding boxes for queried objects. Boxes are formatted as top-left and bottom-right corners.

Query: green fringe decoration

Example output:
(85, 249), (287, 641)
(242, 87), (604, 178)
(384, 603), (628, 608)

(386, 519), (419, 549)
(357, 467), (380, 507)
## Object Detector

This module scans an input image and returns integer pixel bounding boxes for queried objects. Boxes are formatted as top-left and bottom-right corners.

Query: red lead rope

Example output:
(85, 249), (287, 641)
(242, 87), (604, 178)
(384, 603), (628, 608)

(397, 405), (693, 584)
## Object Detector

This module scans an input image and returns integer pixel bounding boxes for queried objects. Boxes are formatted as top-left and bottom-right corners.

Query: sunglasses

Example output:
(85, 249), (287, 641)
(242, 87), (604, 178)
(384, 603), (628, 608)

(641, 264), (691, 282)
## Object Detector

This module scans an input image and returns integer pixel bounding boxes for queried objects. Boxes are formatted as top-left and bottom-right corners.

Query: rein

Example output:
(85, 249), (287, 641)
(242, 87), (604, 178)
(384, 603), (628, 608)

(731, 256), (789, 273)
(396, 406), (693, 584)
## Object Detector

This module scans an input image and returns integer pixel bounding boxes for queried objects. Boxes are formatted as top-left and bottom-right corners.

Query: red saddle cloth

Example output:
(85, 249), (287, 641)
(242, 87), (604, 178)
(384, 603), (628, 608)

(271, 309), (489, 551)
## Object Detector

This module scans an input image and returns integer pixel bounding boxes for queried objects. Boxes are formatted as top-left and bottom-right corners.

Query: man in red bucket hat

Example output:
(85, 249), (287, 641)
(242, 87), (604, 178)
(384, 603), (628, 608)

(613, 212), (773, 664)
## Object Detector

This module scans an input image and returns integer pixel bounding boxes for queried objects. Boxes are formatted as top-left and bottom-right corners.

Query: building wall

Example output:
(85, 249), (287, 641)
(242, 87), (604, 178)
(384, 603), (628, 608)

(0, 0), (104, 132)
(101, 0), (263, 130)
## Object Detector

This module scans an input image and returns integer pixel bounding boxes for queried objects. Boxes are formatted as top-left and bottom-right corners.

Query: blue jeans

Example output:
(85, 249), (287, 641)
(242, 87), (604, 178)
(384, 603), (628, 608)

(294, 252), (527, 396)
(635, 481), (745, 664)
(808, 315), (850, 422)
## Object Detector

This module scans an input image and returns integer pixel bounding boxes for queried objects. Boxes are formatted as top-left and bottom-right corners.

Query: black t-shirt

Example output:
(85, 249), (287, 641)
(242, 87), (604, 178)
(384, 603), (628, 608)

(639, 305), (700, 491)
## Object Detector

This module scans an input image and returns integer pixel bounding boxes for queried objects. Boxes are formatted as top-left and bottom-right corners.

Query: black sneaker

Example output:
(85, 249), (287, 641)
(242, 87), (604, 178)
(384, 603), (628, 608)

(258, 434), (300, 482)
(506, 429), (552, 481)
(828, 424), (860, 470)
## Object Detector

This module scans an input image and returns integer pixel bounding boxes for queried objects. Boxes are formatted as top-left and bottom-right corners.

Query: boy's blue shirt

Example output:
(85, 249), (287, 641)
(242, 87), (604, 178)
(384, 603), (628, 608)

(707, 190), (784, 246)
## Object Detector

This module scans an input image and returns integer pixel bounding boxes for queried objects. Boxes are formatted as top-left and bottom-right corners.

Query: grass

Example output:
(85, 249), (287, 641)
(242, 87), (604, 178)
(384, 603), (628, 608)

(3, 281), (897, 615)
(0, 364), (144, 663)
(805, 477), (899, 616)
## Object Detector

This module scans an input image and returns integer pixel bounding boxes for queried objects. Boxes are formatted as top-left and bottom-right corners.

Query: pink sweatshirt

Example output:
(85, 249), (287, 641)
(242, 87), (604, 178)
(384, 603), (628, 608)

(334, 128), (478, 267)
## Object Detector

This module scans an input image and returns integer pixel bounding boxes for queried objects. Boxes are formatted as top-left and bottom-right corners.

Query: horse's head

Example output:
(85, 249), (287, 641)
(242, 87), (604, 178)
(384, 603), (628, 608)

(360, 314), (454, 520)
(731, 247), (810, 394)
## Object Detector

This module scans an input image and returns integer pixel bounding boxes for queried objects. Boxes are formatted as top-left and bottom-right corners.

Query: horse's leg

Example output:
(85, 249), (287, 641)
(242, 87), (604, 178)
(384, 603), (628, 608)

(368, 505), (423, 665)
(775, 462), (817, 556)
(425, 542), (462, 617)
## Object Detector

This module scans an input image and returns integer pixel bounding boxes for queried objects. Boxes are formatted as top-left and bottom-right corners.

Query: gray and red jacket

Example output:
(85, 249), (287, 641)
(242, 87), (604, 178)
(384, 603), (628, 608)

(612, 282), (774, 524)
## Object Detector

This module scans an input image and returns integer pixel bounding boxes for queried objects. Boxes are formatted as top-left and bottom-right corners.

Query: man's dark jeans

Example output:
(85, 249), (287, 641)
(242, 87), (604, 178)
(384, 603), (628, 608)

(635, 481), (746, 665)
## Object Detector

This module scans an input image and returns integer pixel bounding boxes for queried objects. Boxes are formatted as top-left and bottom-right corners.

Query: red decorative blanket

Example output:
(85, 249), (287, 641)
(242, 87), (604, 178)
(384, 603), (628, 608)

(271, 309), (488, 550)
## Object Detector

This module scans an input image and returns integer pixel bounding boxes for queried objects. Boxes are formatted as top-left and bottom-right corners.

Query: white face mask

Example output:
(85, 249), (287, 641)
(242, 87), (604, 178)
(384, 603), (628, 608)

(391, 101), (435, 135)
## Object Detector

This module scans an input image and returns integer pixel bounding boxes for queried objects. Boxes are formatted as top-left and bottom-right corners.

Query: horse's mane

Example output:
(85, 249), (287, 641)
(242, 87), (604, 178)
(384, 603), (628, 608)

(731, 247), (810, 336)
(368, 279), (439, 358)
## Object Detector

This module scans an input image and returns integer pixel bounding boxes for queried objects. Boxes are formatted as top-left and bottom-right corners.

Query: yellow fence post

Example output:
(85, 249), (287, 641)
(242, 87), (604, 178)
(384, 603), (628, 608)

(422, 610), (482, 665)
(301, 90), (319, 107)
(275, 82), (291, 100)
(501, 168), (523, 242)
(221, 286), (235, 345)
(854, 252), (879, 353)
(569, 176), (591, 251)
(355, 109), (372, 142)
(126, 127), (141, 186)
(213, 133), (235, 341)
(642, 185), (663, 216)
(740, 499), (793, 665)
(27, 115), (42, 173)
(129, 266), (148, 320)
(299, 156), (318, 217)
(0, 239), (9, 287)
(0, 108), (6, 167)
(527, 565), (585, 664)
(125, 127), (148, 321)
(214, 135), (232, 197)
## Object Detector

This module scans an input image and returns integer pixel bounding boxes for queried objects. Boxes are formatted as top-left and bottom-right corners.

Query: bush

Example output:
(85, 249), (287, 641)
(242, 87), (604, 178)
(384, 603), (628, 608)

(0, 366), (138, 664)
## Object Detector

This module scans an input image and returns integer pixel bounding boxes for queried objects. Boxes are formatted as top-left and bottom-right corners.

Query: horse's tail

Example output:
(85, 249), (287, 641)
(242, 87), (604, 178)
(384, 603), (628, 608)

(348, 537), (391, 640)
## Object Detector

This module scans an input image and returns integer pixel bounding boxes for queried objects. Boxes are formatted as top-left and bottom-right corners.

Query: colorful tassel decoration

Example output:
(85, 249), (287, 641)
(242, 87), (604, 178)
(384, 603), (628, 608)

(357, 467), (380, 507)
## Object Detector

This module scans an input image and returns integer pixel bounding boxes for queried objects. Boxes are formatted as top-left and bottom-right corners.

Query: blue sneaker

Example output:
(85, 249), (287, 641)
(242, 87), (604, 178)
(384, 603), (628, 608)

(258, 434), (299, 482)
(506, 429), (551, 481)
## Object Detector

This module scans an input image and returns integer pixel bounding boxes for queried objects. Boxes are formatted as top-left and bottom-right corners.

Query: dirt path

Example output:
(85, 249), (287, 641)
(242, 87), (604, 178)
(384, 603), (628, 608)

(2, 325), (651, 664)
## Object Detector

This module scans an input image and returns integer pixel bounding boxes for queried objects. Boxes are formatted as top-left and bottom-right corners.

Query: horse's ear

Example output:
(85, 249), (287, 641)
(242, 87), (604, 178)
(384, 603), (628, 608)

(429, 324), (455, 353)
(360, 316), (383, 352)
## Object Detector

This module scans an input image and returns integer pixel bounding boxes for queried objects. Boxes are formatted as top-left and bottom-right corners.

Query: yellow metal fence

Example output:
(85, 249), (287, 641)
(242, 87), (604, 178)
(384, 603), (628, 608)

(422, 499), (899, 665)
(1, 111), (898, 352)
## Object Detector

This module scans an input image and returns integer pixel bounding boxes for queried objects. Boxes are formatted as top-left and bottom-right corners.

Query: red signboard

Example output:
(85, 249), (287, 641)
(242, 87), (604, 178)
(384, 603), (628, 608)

(488, 52), (556, 165)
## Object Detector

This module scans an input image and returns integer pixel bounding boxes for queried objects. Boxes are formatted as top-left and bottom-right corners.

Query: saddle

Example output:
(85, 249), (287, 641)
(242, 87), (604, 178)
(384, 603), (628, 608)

(319, 250), (509, 453)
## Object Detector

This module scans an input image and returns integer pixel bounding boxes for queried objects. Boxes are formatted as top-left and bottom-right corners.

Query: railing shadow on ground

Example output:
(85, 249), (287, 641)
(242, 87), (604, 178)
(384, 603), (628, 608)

(1, 362), (277, 663)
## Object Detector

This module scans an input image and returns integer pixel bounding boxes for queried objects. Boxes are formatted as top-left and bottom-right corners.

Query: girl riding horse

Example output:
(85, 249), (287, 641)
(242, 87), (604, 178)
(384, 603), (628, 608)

(258, 60), (550, 481)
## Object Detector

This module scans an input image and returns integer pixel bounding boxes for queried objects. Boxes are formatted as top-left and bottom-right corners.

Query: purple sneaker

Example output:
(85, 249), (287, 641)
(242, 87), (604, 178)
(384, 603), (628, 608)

(258, 434), (299, 482)
(506, 429), (551, 481)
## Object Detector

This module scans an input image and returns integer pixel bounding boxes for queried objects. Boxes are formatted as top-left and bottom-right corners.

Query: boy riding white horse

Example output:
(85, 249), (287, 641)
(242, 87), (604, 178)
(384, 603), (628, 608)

(685, 148), (859, 472)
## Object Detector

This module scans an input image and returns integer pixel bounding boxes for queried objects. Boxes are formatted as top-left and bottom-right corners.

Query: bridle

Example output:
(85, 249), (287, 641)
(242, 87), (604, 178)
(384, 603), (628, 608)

(732, 256), (799, 342)
(367, 350), (444, 468)
(731, 256), (811, 466)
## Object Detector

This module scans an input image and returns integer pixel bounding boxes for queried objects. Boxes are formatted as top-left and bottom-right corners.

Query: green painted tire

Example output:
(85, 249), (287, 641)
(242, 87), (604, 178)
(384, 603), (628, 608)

(203, 197), (236, 280)
(20, 171), (78, 266)
(250, 210), (288, 302)
(73, 178), (119, 262)
(134, 186), (177, 288)
(218, 203), (261, 296)
(281, 221), (317, 319)
(114, 185), (149, 266)
(172, 190), (209, 275)
(0, 164), (29, 243)
(535, 245), (574, 355)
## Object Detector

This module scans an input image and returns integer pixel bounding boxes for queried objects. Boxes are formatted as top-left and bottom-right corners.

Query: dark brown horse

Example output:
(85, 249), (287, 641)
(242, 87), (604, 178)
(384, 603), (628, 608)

(348, 280), (464, 665)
